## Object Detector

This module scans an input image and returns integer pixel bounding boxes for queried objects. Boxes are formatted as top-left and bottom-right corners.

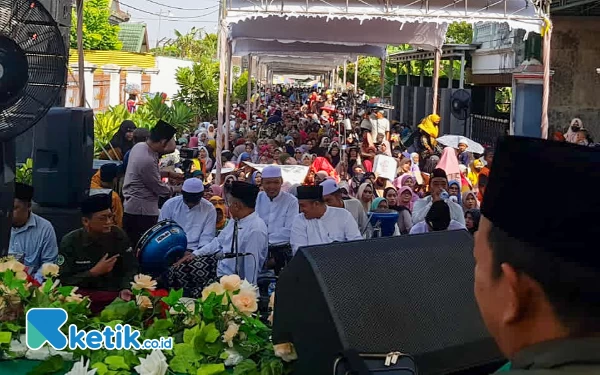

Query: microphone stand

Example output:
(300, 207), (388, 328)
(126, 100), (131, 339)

(231, 219), (241, 277)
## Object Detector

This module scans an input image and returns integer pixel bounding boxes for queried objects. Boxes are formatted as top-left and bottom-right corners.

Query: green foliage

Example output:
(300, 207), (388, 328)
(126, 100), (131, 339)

(93, 96), (196, 157)
(175, 57), (220, 122)
(445, 21), (473, 44)
(16, 158), (33, 185)
(152, 28), (218, 60)
(27, 355), (65, 375)
(233, 71), (256, 102)
(70, 0), (122, 51)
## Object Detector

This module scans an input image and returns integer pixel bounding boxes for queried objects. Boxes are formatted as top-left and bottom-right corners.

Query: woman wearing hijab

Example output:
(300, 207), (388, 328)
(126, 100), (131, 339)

(564, 118), (583, 143)
(357, 182), (374, 213)
(207, 124), (216, 140)
(327, 143), (341, 168)
(397, 186), (415, 211)
(464, 208), (481, 235)
(310, 156), (339, 182)
(100, 120), (136, 160)
(415, 114), (441, 172)
(384, 187), (413, 235)
(409, 152), (424, 185)
(462, 191), (479, 212)
(437, 147), (462, 184)
(250, 171), (262, 188)
(198, 146), (213, 172)
(369, 197), (401, 237)
(209, 196), (229, 234)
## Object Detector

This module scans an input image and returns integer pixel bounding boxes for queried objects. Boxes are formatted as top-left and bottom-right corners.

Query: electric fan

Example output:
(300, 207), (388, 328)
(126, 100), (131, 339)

(0, 0), (68, 255)
(450, 89), (471, 135)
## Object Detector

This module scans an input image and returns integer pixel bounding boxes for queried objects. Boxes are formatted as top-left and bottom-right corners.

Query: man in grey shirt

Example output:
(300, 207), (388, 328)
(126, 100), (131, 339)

(122, 120), (182, 246)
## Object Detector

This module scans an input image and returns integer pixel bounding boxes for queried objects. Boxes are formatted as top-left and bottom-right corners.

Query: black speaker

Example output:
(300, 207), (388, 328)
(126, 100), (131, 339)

(32, 203), (82, 245)
(273, 231), (504, 375)
(0, 140), (16, 256)
(33, 107), (94, 207)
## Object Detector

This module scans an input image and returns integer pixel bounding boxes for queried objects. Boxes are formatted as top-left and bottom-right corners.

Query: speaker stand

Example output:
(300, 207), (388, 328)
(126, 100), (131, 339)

(0, 140), (16, 257)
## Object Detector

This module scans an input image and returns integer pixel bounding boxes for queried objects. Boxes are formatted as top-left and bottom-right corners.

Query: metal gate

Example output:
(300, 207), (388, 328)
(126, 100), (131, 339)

(468, 114), (509, 148)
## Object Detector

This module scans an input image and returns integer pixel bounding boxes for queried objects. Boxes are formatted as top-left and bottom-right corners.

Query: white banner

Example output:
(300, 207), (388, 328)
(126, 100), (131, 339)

(243, 162), (309, 186)
(373, 155), (397, 181)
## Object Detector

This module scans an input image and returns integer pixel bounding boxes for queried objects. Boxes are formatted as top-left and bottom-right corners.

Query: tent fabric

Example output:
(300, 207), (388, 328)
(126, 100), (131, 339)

(225, 0), (544, 49)
(232, 39), (387, 58)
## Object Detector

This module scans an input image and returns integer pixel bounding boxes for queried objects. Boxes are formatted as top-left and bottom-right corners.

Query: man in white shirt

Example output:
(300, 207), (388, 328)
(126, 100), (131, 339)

(177, 182), (268, 284)
(159, 178), (216, 253)
(412, 168), (466, 226)
(373, 109), (390, 141)
(255, 166), (299, 245)
(320, 179), (369, 235)
(409, 200), (466, 234)
(290, 185), (363, 255)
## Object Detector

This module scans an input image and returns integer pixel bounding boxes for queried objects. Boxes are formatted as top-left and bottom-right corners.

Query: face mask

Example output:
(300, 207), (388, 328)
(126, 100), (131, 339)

(571, 125), (580, 131)
(182, 192), (203, 206)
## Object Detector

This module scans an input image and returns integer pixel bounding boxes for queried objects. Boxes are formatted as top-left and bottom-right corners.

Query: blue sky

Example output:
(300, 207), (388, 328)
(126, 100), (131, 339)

(117, 0), (220, 47)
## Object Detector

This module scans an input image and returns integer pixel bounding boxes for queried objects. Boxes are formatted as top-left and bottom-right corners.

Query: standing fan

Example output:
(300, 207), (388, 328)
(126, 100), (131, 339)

(450, 89), (471, 135)
(0, 0), (68, 254)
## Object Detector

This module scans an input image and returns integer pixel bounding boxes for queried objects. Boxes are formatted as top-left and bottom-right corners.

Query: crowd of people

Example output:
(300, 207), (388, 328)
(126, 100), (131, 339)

(6, 81), (600, 374)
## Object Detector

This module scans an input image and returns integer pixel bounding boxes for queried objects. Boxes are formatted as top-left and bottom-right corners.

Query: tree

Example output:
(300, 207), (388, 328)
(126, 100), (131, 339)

(174, 57), (220, 122)
(232, 71), (256, 102)
(152, 28), (218, 61)
(70, 0), (122, 51)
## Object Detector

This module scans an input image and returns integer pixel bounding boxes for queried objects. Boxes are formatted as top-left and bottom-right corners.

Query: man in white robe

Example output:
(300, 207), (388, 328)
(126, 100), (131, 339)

(159, 178), (216, 253)
(255, 166), (299, 245)
(412, 168), (466, 226)
(177, 182), (268, 284)
(290, 185), (363, 255)
(319, 179), (369, 236)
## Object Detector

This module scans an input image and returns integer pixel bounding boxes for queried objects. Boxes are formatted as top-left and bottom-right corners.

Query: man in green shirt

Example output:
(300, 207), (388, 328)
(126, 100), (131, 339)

(59, 194), (139, 312)
(475, 136), (600, 374)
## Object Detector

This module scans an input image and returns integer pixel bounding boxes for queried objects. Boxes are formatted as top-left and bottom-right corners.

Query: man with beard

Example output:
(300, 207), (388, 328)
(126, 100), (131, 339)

(59, 194), (138, 312)
(474, 136), (600, 374)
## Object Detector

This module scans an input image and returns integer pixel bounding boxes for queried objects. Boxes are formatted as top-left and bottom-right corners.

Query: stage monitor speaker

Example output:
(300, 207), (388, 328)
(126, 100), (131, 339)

(0, 141), (16, 256)
(32, 203), (82, 245)
(273, 230), (504, 375)
(33, 107), (94, 208)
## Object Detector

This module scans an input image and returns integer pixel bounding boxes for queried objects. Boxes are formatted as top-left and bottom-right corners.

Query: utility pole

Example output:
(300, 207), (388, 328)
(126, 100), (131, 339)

(156, 9), (173, 48)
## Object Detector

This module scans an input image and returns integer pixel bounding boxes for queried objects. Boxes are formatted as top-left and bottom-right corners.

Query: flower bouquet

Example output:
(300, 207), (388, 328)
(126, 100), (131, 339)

(0, 257), (294, 375)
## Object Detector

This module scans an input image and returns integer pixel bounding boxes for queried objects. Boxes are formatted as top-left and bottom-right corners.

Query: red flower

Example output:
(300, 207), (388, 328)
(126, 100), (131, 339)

(24, 269), (41, 287)
(149, 289), (169, 318)
(150, 289), (169, 298)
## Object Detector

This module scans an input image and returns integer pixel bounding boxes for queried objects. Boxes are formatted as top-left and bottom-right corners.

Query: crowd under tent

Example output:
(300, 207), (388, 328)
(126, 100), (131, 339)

(213, 0), (549, 182)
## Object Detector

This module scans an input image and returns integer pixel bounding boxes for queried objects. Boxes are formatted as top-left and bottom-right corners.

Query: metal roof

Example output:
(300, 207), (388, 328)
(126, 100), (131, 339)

(118, 23), (149, 53)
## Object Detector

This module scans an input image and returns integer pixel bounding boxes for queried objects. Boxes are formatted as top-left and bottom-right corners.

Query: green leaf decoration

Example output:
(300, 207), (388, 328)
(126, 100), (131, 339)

(104, 320), (123, 329)
(233, 359), (259, 375)
(0, 331), (11, 344)
(196, 363), (226, 375)
(170, 355), (197, 374)
(26, 354), (65, 375)
(202, 323), (220, 343)
(90, 350), (109, 365)
(57, 286), (74, 297)
(92, 362), (109, 375)
(100, 299), (139, 322)
(174, 343), (199, 361)
(183, 325), (200, 344)
(161, 288), (184, 306)
(104, 355), (129, 370)
(145, 319), (173, 340)
(260, 359), (284, 375)
(4, 322), (21, 332)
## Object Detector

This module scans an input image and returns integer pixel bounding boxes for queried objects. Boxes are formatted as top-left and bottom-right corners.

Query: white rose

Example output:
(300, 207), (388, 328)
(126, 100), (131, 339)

(222, 323), (239, 347)
(274, 343), (298, 362)
(220, 275), (242, 291)
(134, 350), (168, 375)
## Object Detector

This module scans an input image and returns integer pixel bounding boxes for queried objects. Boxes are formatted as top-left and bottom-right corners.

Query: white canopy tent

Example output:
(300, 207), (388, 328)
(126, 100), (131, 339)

(213, 0), (548, 182)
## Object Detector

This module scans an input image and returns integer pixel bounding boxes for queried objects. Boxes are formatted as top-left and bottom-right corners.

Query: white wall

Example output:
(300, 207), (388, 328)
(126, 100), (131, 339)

(155, 56), (195, 99)
(471, 22), (517, 75)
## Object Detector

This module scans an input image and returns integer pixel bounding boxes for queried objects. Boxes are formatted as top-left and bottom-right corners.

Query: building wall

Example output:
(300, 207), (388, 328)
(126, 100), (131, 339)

(155, 57), (195, 99)
(549, 17), (600, 138)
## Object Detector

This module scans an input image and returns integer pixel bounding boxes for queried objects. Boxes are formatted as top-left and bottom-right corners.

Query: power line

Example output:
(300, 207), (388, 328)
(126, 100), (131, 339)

(132, 17), (218, 22)
(119, 1), (219, 19)
(140, 0), (220, 11)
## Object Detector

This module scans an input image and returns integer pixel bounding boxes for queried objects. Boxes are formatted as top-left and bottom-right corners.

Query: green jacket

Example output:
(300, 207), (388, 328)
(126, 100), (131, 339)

(502, 337), (600, 375)
(58, 226), (139, 291)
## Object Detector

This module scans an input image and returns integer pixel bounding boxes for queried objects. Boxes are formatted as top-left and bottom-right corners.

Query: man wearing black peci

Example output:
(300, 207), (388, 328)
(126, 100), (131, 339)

(474, 136), (600, 374)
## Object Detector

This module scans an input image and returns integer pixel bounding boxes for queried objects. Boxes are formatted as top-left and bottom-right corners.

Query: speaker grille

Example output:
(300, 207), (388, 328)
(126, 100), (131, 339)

(275, 230), (503, 375)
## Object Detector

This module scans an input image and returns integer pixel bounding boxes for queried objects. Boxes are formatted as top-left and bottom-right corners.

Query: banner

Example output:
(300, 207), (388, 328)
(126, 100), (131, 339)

(242, 162), (309, 186)
(372, 155), (397, 181)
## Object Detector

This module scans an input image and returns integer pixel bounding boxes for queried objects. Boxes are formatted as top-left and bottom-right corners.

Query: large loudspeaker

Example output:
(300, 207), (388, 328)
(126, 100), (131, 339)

(33, 107), (94, 207)
(273, 230), (504, 375)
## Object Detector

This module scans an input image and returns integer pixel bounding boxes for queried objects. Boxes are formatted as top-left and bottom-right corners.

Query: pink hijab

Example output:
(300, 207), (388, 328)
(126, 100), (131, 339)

(188, 137), (199, 148)
(210, 184), (223, 198)
(397, 186), (414, 211)
(437, 147), (461, 186)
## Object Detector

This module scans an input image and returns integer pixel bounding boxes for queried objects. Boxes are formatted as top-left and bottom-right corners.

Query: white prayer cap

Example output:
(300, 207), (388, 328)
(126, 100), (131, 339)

(320, 179), (339, 196)
(182, 178), (204, 193)
(458, 137), (469, 146)
(261, 166), (282, 179)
